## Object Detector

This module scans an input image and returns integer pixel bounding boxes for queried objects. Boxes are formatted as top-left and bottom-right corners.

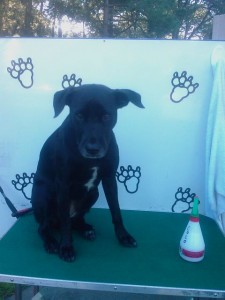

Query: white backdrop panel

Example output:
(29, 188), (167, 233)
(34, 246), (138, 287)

(0, 38), (223, 237)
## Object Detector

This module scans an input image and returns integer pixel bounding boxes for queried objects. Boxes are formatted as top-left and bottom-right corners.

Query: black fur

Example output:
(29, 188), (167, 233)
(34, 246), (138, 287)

(31, 84), (144, 262)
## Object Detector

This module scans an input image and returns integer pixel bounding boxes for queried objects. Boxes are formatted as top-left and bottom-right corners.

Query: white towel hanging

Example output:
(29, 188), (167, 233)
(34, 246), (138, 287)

(206, 45), (225, 234)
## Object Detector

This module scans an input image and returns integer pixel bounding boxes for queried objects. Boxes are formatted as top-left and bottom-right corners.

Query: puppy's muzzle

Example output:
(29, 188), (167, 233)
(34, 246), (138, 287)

(80, 140), (106, 159)
(85, 145), (101, 158)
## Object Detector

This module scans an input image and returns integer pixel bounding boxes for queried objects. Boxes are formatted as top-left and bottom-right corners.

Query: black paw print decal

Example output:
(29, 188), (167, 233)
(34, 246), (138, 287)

(172, 187), (197, 213)
(7, 57), (34, 88)
(116, 165), (141, 194)
(170, 71), (199, 103)
(12, 172), (35, 200)
(62, 73), (82, 89)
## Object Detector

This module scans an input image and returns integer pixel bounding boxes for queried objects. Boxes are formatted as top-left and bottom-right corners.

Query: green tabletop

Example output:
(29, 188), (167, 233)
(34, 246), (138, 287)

(0, 209), (225, 298)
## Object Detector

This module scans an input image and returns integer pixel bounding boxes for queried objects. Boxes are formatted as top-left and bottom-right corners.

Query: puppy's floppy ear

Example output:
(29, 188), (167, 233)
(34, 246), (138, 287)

(114, 89), (144, 109)
(53, 87), (75, 118)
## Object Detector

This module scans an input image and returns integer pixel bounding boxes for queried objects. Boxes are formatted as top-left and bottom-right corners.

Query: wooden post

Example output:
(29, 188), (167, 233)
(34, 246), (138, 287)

(212, 14), (225, 40)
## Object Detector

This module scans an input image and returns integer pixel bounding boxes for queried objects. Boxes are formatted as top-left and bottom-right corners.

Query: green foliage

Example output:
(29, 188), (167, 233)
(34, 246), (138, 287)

(0, 0), (51, 37)
(0, 283), (15, 300)
(0, 0), (225, 39)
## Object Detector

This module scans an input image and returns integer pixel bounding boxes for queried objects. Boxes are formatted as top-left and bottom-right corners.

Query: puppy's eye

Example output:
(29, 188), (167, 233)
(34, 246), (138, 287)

(102, 114), (111, 122)
(76, 113), (84, 120)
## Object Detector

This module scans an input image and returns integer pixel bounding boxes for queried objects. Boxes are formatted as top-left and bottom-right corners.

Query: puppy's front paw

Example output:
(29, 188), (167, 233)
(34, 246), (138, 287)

(115, 228), (137, 248)
(71, 218), (96, 241)
(82, 228), (96, 241)
(78, 224), (96, 241)
(44, 238), (59, 254)
(59, 244), (76, 262)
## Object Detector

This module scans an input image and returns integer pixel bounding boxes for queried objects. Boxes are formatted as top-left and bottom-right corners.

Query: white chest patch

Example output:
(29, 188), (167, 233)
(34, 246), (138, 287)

(84, 167), (99, 191)
(70, 202), (76, 218)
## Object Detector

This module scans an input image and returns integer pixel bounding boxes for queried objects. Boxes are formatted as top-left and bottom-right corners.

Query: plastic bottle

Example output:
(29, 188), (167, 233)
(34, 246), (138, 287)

(179, 197), (205, 262)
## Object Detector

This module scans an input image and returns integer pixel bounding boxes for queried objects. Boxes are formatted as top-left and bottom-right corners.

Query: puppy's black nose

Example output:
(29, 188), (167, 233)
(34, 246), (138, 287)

(85, 143), (100, 157)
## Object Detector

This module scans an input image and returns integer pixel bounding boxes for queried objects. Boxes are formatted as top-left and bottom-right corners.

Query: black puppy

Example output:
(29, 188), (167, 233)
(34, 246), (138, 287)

(32, 84), (144, 262)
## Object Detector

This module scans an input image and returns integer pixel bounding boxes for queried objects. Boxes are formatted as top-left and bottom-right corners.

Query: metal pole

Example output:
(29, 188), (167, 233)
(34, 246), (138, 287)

(15, 284), (22, 300)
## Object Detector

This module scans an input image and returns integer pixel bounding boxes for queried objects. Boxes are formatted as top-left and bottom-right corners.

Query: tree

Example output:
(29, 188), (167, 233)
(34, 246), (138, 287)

(0, 0), (51, 37)
(110, 0), (177, 38)
(21, 0), (33, 36)
(105, 0), (225, 39)
(170, 0), (225, 39)
(0, 0), (24, 36)
(0, 0), (225, 39)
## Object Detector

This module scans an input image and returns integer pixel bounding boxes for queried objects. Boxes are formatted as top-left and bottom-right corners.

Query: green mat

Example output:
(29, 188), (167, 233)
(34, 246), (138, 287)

(0, 209), (225, 293)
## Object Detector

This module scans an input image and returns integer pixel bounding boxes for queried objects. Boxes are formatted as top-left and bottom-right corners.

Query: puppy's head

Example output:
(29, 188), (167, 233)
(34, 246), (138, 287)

(53, 84), (144, 159)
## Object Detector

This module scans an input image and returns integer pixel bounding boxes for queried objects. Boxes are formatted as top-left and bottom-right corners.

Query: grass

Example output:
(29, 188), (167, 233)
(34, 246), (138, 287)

(0, 283), (15, 300)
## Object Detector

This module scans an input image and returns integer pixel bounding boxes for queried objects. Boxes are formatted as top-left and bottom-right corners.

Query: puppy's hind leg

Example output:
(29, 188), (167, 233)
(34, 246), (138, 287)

(32, 182), (59, 254)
